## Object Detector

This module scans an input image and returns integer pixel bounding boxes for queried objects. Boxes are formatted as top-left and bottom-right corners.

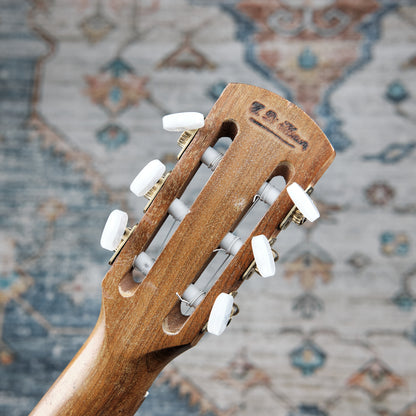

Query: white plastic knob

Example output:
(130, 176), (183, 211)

(207, 293), (234, 336)
(100, 209), (128, 251)
(130, 159), (165, 197)
(162, 112), (205, 132)
(251, 235), (275, 278)
(287, 182), (320, 222)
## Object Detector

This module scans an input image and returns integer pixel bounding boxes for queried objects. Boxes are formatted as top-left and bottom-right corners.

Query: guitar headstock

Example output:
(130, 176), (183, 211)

(100, 83), (335, 360)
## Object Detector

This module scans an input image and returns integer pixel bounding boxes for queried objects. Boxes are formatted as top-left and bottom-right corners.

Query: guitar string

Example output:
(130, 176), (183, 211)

(159, 189), (261, 258)
(154, 164), (264, 313)
(157, 197), (260, 314)
(195, 196), (261, 307)
(203, 252), (231, 292)
(150, 194), (263, 317)
(159, 217), (177, 249)
(182, 252), (230, 316)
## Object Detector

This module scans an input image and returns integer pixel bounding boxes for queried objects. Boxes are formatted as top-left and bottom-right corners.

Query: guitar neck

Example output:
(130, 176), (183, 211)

(30, 309), (193, 415)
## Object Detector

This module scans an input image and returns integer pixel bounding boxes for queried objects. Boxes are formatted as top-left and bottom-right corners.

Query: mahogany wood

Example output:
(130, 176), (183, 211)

(30, 83), (335, 416)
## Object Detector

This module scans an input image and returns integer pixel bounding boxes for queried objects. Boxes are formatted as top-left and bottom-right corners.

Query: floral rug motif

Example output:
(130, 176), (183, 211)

(1, 1), (415, 415)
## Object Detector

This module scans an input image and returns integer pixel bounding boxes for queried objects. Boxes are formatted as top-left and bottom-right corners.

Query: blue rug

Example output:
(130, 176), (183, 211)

(1, 1), (416, 415)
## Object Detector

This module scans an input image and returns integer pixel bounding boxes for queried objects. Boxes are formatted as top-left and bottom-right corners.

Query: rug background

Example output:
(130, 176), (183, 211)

(1, 1), (416, 415)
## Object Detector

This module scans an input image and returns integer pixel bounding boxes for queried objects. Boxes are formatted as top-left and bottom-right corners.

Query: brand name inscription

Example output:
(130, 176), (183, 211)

(249, 101), (308, 151)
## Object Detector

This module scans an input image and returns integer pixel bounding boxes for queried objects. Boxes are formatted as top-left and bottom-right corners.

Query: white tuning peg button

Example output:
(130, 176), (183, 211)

(251, 235), (275, 278)
(130, 159), (166, 197)
(162, 112), (205, 132)
(207, 293), (234, 336)
(100, 209), (128, 251)
(287, 182), (320, 222)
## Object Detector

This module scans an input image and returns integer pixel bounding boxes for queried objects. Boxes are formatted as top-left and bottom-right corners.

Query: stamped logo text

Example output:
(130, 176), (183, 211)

(249, 101), (308, 151)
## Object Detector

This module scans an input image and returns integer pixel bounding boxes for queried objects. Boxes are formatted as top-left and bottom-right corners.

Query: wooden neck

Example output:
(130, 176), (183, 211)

(29, 308), (191, 416)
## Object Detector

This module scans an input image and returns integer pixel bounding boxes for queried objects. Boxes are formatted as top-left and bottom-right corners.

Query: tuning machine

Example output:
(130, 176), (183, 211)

(251, 235), (276, 277)
(204, 292), (241, 336)
(162, 112), (204, 159)
(242, 236), (279, 280)
(280, 184), (319, 229)
(129, 112), (206, 211)
(100, 209), (156, 274)
(206, 293), (234, 336)
(100, 210), (138, 265)
(129, 159), (171, 212)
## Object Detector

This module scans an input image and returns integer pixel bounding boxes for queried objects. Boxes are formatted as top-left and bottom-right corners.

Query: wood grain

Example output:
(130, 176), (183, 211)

(30, 83), (335, 416)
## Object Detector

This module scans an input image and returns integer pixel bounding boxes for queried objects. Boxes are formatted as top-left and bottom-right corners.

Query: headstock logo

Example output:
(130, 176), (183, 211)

(249, 101), (308, 151)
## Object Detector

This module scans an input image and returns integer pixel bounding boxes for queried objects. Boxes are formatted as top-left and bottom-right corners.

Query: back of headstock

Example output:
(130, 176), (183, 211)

(30, 83), (335, 416)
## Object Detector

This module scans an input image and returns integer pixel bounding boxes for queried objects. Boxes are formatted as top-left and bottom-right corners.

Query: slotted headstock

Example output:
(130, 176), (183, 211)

(102, 83), (334, 350)
(30, 83), (335, 416)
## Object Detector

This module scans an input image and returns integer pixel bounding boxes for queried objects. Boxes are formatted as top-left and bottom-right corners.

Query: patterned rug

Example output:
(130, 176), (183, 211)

(1, 1), (416, 415)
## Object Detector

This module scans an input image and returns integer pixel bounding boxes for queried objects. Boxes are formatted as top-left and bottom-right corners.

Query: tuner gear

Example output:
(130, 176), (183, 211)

(287, 182), (320, 222)
(251, 235), (276, 278)
(100, 210), (128, 251)
(207, 293), (234, 336)
(162, 112), (205, 132)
